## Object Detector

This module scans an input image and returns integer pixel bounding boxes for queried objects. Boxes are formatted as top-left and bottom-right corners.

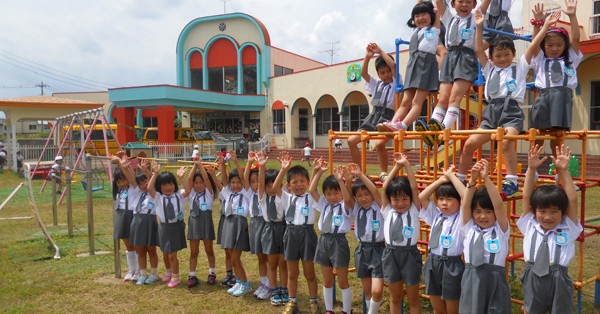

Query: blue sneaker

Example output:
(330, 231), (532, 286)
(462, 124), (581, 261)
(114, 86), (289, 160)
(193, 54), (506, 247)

(228, 280), (241, 294)
(270, 289), (282, 306)
(233, 282), (252, 297)
(280, 288), (289, 303)
(135, 275), (148, 285)
(502, 180), (519, 198)
(145, 273), (159, 284)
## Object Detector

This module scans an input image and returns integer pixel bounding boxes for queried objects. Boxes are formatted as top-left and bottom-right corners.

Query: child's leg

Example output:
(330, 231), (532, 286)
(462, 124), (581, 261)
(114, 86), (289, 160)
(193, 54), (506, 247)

(429, 296), (446, 314)
(361, 278), (373, 301)
(257, 253), (268, 284)
(374, 139), (389, 174)
(445, 299), (459, 314)
(122, 238), (137, 277)
(148, 246), (158, 269)
(405, 284), (422, 314)
(443, 79), (472, 129)
(503, 128), (520, 177)
(457, 132), (491, 176)
(302, 260), (318, 299)
(320, 266), (335, 311)
(135, 246), (147, 273)
(370, 278), (385, 313)
(202, 239), (216, 269)
(433, 83), (453, 122)
(267, 254), (279, 289)
(278, 254), (288, 287)
(335, 267), (352, 314)
(391, 89), (417, 124)
(287, 260), (300, 299)
(347, 135), (363, 168)
(230, 249), (247, 282)
(387, 281), (405, 314)
(403, 89), (429, 127)
(168, 252), (179, 276)
(189, 239), (200, 273)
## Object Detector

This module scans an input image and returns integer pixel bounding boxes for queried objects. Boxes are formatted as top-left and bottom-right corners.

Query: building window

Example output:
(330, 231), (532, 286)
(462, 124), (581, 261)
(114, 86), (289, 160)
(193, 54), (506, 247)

(208, 66), (238, 94)
(594, 0), (600, 35)
(273, 109), (285, 134)
(315, 107), (340, 135)
(274, 65), (293, 77)
(28, 124), (37, 130)
(299, 109), (309, 132)
(591, 81), (600, 130)
(343, 104), (369, 131)
(143, 117), (158, 128)
(191, 69), (203, 89)
(243, 65), (257, 94)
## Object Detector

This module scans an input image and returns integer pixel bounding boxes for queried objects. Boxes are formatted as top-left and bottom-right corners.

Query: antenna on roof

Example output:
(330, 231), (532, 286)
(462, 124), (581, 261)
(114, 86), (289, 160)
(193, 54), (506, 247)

(319, 41), (341, 65)
(220, 0), (230, 14)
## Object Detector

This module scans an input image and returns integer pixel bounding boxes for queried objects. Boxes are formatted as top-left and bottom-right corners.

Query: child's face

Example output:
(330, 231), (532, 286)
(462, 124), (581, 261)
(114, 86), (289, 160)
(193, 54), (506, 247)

(229, 176), (243, 193)
(414, 12), (432, 28)
(287, 174), (309, 196)
(138, 178), (149, 192)
(249, 173), (259, 192)
(472, 206), (496, 229)
(437, 196), (460, 215)
(324, 188), (343, 205)
(161, 181), (175, 196)
(354, 188), (374, 209)
(390, 193), (412, 213)
(265, 182), (276, 197)
(193, 176), (206, 192)
(535, 206), (563, 231)
(116, 178), (129, 190)
(490, 47), (515, 69)
(377, 66), (393, 84)
(543, 33), (567, 59)
(452, 0), (476, 17)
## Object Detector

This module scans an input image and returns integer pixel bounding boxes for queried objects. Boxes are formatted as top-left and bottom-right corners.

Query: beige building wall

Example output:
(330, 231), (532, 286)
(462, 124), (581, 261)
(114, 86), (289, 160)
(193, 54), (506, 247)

(271, 47), (326, 73)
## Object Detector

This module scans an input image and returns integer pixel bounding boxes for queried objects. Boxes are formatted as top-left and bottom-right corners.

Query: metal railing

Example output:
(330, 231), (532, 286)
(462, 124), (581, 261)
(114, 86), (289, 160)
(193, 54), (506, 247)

(248, 133), (271, 154)
(145, 142), (234, 163)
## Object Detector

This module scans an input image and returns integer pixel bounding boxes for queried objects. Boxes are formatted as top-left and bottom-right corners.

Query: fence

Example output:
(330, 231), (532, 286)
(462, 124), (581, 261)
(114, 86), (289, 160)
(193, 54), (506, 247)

(247, 133), (271, 155)
(145, 142), (234, 163)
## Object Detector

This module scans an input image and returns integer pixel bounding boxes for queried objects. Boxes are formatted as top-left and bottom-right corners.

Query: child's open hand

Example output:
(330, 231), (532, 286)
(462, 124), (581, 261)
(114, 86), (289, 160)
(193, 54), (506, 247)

(334, 165), (347, 180)
(151, 160), (160, 173)
(394, 152), (410, 168)
(442, 165), (455, 178)
(474, 10), (485, 26)
(532, 2), (545, 22)
(278, 151), (291, 169)
(139, 158), (149, 171)
(256, 151), (268, 167)
(348, 163), (361, 177)
(177, 166), (188, 178)
(563, 0), (577, 16)
(369, 43), (382, 55)
(248, 151), (257, 162)
(545, 9), (561, 26)
(527, 144), (548, 170)
(551, 144), (571, 172)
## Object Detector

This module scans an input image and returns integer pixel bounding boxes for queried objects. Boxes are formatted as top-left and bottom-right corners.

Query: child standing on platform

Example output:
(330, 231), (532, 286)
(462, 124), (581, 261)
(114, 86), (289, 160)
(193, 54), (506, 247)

(346, 163), (385, 314)
(256, 152), (289, 306)
(310, 161), (353, 314)
(524, 0), (581, 155)
(482, 0), (514, 48)
(518, 145), (582, 314)
(459, 159), (511, 313)
(457, 9), (527, 198)
(148, 162), (188, 288)
(272, 152), (320, 314)
(419, 166), (466, 314)
(184, 158), (217, 287)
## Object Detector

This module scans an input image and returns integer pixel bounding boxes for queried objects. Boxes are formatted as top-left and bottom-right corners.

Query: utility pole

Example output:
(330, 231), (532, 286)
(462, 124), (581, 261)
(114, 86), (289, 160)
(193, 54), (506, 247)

(220, 0), (230, 13)
(319, 41), (341, 65)
(36, 81), (49, 95)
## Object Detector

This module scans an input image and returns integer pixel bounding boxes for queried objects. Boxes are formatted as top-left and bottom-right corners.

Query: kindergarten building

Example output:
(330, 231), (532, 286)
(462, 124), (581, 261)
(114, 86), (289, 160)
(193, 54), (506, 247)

(53, 3), (600, 155)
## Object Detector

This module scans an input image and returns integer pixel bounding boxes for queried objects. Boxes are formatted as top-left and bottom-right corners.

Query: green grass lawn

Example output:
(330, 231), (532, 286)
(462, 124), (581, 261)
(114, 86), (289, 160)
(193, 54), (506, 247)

(0, 160), (599, 313)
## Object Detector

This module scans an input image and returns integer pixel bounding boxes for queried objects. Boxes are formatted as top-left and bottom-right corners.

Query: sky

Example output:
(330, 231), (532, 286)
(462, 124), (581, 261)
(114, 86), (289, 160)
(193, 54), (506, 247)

(0, 0), (525, 100)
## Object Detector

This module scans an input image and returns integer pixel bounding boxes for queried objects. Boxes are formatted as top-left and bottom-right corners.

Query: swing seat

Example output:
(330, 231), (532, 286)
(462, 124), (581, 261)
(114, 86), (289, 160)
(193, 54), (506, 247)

(81, 179), (103, 192)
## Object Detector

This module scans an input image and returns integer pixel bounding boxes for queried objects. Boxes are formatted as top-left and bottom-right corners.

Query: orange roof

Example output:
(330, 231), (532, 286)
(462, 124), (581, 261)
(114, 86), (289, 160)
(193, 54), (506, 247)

(0, 95), (103, 108)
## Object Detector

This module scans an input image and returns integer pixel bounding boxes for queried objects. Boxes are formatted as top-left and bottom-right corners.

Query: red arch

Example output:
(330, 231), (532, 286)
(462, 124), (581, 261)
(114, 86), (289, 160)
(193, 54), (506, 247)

(190, 51), (203, 69)
(207, 38), (237, 68)
(242, 46), (257, 65)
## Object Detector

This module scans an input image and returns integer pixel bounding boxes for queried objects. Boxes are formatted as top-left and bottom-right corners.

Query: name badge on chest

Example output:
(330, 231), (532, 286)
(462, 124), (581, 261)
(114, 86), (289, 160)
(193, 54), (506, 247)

(147, 201), (155, 210)
(300, 205), (310, 217)
(424, 29), (435, 41)
(440, 235), (454, 249)
(200, 203), (208, 211)
(565, 66), (575, 77)
(333, 215), (343, 227)
(177, 209), (184, 221)
(554, 231), (568, 246)
(236, 206), (245, 215)
(505, 79), (517, 92)
(403, 225), (415, 239)
(460, 28), (472, 40)
(371, 219), (381, 231)
(486, 238), (501, 253)
(120, 190), (128, 199)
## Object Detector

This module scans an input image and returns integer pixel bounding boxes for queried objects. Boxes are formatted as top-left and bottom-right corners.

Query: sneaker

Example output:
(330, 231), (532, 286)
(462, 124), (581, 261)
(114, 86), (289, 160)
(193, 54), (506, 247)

(123, 272), (134, 282)
(233, 282), (252, 297)
(270, 290), (283, 306)
(227, 275), (237, 287)
(228, 280), (242, 294)
(145, 273), (159, 284)
(167, 279), (181, 288)
(379, 172), (389, 182)
(187, 275), (199, 288)
(162, 273), (172, 283)
(415, 120), (435, 147)
(221, 274), (236, 287)
(282, 301), (299, 314)
(377, 121), (401, 132)
(280, 289), (289, 303)
(308, 301), (320, 314)
(207, 273), (217, 285)
(253, 284), (264, 298)
(428, 119), (444, 144)
(135, 275), (148, 285)
(502, 180), (519, 198)
(131, 271), (140, 281)
(257, 285), (272, 300)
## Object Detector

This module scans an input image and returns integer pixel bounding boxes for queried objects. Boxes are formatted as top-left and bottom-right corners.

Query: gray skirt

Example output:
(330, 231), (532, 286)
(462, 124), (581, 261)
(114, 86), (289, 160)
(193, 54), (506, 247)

(460, 263), (511, 314)
(216, 214), (225, 245)
(423, 253), (465, 300)
(440, 46), (478, 83)
(530, 87), (573, 131)
(313, 233), (350, 268)
(521, 262), (574, 314)
(283, 224), (318, 262)
(187, 210), (215, 241)
(480, 98), (524, 131)
(113, 209), (133, 239)
(484, 11), (514, 43)
(249, 217), (266, 254)
(158, 220), (187, 253)
(129, 213), (158, 247)
(220, 215), (250, 252)
(261, 221), (286, 255)
(404, 50), (439, 92)
(382, 244), (422, 285)
(355, 242), (385, 278)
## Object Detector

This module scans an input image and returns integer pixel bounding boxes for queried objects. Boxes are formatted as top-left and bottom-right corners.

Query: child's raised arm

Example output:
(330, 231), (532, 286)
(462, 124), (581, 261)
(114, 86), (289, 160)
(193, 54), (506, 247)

(361, 44), (375, 83)
(434, 0), (445, 28)
(481, 161), (508, 232)
(309, 158), (328, 202)
(563, 0), (579, 51)
(118, 153), (138, 188)
(272, 151), (291, 197)
(444, 165), (466, 198)
(462, 160), (483, 225)
(147, 161), (160, 198)
(350, 163), (382, 208)
(523, 144), (547, 216)
(524, 10), (561, 63)
(243, 151), (256, 190)
(419, 173), (450, 210)
(334, 166), (353, 213)
(530, 2), (546, 39)
(474, 10), (488, 67)
(216, 154), (228, 187)
(177, 166), (189, 195)
(371, 43), (396, 79)
(552, 145), (578, 222)
(206, 165), (223, 193)
(257, 151), (268, 200)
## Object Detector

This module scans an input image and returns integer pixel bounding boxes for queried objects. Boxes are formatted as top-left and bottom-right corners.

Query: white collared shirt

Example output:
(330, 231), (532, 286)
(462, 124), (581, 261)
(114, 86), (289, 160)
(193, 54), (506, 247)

(353, 202), (385, 243)
(483, 55), (529, 103)
(420, 202), (465, 256)
(410, 26), (441, 54)
(259, 192), (285, 223)
(461, 220), (510, 267)
(383, 203), (420, 246)
(316, 198), (352, 234)
(441, 11), (476, 50)
(530, 48), (583, 89)
(219, 186), (249, 217)
(281, 190), (319, 225)
(155, 190), (185, 223)
(365, 77), (400, 111)
(132, 186), (155, 215)
(245, 189), (263, 218)
(114, 185), (138, 212)
(187, 188), (214, 211)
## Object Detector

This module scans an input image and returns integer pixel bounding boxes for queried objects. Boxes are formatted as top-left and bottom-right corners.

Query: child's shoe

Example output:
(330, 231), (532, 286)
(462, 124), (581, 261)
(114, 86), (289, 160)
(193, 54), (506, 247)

(167, 279), (181, 288)
(257, 285), (271, 300)
(131, 271), (140, 282)
(135, 275), (147, 285)
(280, 289), (289, 303)
(228, 280), (242, 294)
(162, 273), (172, 283)
(428, 119), (444, 144)
(233, 282), (252, 297)
(282, 300), (299, 314)
(207, 273), (217, 285)
(253, 284), (263, 297)
(415, 120), (435, 147)
(308, 301), (320, 314)
(187, 275), (199, 288)
(221, 273), (236, 287)
(145, 273), (159, 284)
(270, 290), (283, 306)
(501, 180), (519, 198)
(123, 272), (134, 282)
(377, 121), (402, 132)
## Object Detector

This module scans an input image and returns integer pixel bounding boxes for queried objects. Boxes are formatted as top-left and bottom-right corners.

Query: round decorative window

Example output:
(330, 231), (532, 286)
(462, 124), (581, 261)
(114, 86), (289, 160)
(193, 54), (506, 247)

(219, 23), (226, 31)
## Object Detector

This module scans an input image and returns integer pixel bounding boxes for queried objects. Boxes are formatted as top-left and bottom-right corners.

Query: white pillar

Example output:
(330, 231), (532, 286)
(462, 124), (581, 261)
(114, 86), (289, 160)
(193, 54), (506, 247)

(10, 124), (17, 171)
(312, 114), (317, 149)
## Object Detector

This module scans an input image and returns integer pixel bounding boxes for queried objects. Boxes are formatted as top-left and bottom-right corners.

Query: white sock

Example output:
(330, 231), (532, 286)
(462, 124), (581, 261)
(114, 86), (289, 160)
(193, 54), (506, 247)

(341, 287), (352, 314)
(126, 251), (136, 273)
(134, 251), (139, 272)
(189, 271), (196, 277)
(323, 286), (334, 311)
(399, 121), (408, 130)
(260, 276), (268, 286)
(506, 174), (518, 185)
(365, 298), (371, 310)
(209, 268), (216, 275)
(442, 106), (460, 129)
(457, 173), (467, 183)
(139, 269), (147, 276)
(369, 299), (382, 314)
(431, 107), (446, 123)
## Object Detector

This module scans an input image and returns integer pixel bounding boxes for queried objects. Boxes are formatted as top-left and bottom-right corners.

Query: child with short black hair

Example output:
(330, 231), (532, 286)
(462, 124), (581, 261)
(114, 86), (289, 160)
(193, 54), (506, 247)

(518, 144), (582, 314)
(310, 161), (353, 314)
(214, 152), (236, 287)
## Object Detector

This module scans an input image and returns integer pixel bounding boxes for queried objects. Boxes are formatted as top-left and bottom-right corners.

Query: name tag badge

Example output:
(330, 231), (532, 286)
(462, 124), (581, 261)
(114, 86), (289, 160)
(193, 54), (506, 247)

(554, 231), (568, 246)
(177, 210), (184, 221)
(371, 219), (381, 231)
(486, 239), (501, 253)
(120, 190), (128, 199)
(147, 201), (155, 210)
(424, 29), (435, 41)
(460, 28), (472, 40)
(565, 66), (575, 77)
(200, 203), (208, 211)
(505, 79), (517, 92)
(440, 235), (453, 249)
(403, 225), (415, 238)
(236, 206), (245, 215)
(300, 205), (310, 217)
(333, 215), (343, 227)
